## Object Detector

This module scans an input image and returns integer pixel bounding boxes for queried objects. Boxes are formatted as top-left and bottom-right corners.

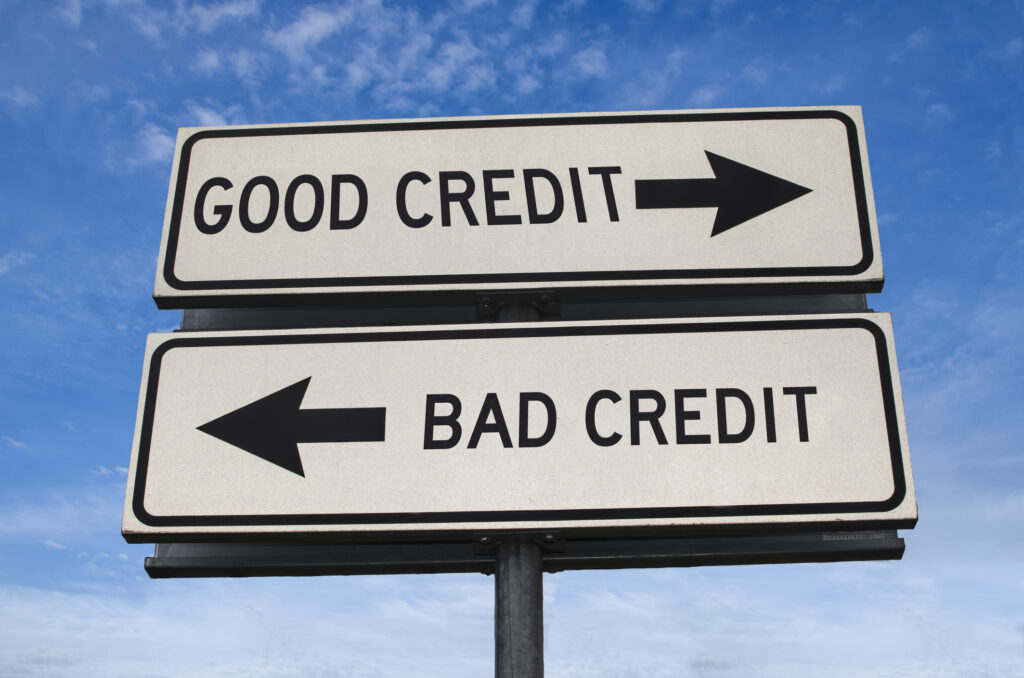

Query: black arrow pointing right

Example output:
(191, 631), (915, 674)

(197, 377), (386, 477)
(635, 151), (812, 236)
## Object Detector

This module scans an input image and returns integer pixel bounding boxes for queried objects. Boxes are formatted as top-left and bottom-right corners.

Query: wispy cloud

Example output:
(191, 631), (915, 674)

(130, 124), (175, 166)
(623, 48), (685, 107)
(889, 27), (930, 62)
(622, 0), (664, 11)
(0, 85), (40, 109)
(0, 579), (493, 677)
(741, 57), (774, 85)
(91, 466), (126, 477)
(817, 74), (847, 95)
(188, 0), (260, 32)
(185, 102), (244, 127)
(926, 102), (954, 123)
(992, 37), (1022, 59)
(55, 0), (82, 26)
(193, 49), (221, 76)
(510, 0), (539, 28)
(2, 436), (29, 450)
(121, 2), (170, 43)
(0, 489), (124, 541)
(265, 5), (355, 63)
(226, 48), (268, 85)
(689, 84), (725, 106)
(74, 82), (110, 103)
(427, 34), (491, 94)
(569, 45), (608, 79)
(0, 252), (35, 276)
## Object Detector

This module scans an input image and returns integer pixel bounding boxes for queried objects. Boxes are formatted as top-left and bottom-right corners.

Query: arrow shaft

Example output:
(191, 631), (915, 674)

(295, 407), (386, 443)
(635, 178), (721, 210)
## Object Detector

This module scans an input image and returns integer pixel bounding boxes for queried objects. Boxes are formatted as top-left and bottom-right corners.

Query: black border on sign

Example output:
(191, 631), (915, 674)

(161, 110), (875, 294)
(130, 317), (907, 531)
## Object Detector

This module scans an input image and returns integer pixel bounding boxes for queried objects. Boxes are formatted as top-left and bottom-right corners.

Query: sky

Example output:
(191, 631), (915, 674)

(1, 0), (1023, 676)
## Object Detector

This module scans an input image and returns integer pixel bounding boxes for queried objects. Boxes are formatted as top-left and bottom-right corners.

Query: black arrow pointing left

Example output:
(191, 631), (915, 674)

(197, 377), (386, 477)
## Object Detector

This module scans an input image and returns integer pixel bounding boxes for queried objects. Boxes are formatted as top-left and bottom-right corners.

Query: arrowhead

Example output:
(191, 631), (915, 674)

(197, 377), (311, 477)
(705, 151), (812, 236)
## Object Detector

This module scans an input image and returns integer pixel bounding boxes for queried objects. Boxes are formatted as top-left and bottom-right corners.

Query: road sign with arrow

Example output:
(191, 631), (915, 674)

(153, 106), (883, 307)
(122, 315), (916, 540)
(634, 151), (813, 236)
(196, 376), (386, 477)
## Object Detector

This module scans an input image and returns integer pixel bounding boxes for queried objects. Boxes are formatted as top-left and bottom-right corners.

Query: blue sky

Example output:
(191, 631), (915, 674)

(1, 0), (1022, 675)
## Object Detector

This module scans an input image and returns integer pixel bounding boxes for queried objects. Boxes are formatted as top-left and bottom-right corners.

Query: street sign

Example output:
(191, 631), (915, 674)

(153, 107), (883, 308)
(122, 314), (916, 540)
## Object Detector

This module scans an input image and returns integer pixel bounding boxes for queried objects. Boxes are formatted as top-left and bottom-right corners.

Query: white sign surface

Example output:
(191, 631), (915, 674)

(154, 107), (882, 307)
(123, 314), (915, 540)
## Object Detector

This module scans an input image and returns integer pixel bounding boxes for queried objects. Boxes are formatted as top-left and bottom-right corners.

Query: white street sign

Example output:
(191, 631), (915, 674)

(154, 107), (883, 307)
(123, 314), (915, 540)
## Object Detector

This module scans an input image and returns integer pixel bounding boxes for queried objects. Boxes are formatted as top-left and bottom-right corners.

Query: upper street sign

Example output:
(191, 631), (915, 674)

(153, 107), (883, 308)
(122, 314), (916, 541)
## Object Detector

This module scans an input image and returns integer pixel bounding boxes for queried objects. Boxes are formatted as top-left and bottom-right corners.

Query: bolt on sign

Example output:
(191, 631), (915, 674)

(122, 314), (915, 540)
(153, 107), (883, 307)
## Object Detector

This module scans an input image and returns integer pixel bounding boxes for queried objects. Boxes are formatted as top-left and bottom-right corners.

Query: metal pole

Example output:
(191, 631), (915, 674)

(495, 540), (544, 678)
(494, 301), (544, 678)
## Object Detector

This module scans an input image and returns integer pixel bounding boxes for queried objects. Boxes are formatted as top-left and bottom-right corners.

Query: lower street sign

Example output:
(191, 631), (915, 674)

(122, 315), (916, 541)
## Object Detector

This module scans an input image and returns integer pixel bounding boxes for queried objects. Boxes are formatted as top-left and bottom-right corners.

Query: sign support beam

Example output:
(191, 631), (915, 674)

(495, 540), (544, 678)
(493, 303), (545, 678)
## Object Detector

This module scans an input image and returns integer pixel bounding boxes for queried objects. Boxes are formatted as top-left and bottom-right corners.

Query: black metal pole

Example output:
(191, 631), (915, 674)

(493, 302), (544, 678)
(495, 540), (544, 678)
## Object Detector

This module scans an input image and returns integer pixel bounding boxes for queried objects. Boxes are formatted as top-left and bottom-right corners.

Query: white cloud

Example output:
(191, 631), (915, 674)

(130, 123), (175, 166)
(0, 579), (494, 677)
(188, 0), (259, 32)
(516, 73), (540, 94)
(741, 57), (773, 85)
(689, 84), (724, 106)
(0, 85), (40, 108)
(0, 488), (124, 542)
(570, 45), (608, 78)
(890, 27), (930, 62)
(119, 2), (169, 42)
(926, 102), (953, 122)
(227, 48), (267, 85)
(457, 63), (496, 95)
(265, 4), (355, 63)
(710, 0), (738, 12)
(818, 74), (847, 95)
(510, 0), (538, 28)
(622, 0), (662, 11)
(536, 32), (568, 57)
(423, 34), (487, 93)
(904, 27), (929, 50)
(43, 540), (67, 550)
(993, 37), (1022, 59)
(185, 102), (243, 127)
(75, 82), (110, 102)
(622, 47), (684, 107)
(0, 252), (34, 276)
(55, 0), (82, 26)
(194, 49), (221, 75)
(2, 436), (29, 450)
